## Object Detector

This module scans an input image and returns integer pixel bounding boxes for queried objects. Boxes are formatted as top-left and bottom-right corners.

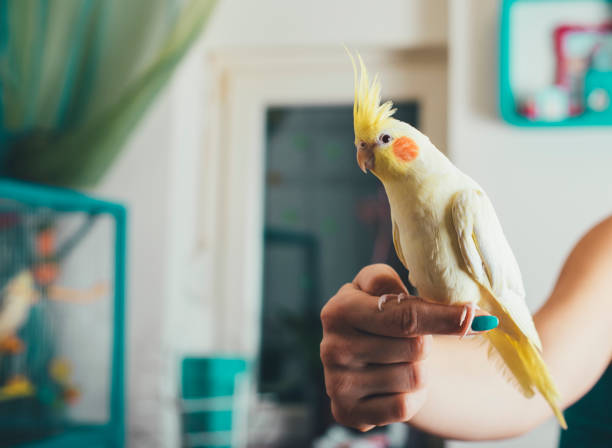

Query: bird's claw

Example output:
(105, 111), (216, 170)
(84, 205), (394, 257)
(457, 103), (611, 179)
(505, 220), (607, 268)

(378, 293), (408, 311)
(378, 294), (392, 311)
(459, 302), (477, 339)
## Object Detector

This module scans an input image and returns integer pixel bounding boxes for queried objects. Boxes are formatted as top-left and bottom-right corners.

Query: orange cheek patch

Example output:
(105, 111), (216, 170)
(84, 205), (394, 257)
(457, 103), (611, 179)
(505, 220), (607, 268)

(393, 136), (419, 162)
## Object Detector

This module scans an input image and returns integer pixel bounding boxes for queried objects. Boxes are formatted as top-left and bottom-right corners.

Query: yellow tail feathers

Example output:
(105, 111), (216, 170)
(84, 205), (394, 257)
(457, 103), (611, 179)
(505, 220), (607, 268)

(486, 329), (567, 429)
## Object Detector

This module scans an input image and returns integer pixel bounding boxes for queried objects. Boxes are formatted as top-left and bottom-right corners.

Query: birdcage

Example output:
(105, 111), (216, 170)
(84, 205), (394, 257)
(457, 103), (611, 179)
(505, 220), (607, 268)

(0, 180), (126, 448)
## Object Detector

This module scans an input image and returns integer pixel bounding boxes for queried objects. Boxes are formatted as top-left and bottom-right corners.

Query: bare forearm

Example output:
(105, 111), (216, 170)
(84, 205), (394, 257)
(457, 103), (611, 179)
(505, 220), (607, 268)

(410, 217), (612, 439)
(411, 315), (611, 440)
(410, 335), (552, 439)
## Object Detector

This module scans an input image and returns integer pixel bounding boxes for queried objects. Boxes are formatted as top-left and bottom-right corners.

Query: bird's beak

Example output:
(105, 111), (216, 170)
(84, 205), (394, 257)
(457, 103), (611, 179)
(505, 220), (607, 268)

(356, 143), (375, 173)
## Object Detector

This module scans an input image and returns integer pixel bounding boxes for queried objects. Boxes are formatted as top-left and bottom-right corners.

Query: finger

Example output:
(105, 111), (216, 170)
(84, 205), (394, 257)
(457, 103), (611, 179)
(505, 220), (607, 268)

(353, 264), (408, 296)
(347, 390), (427, 428)
(326, 362), (426, 403)
(321, 333), (429, 368)
(339, 290), (489, 337)
(352, 334), (431, 365)
(356, 362), (426, 398)
(330, 401), (375, 432)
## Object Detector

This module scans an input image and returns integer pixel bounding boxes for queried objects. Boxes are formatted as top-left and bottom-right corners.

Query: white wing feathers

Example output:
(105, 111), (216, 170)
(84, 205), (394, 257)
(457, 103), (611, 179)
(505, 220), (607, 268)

(451, 189), (542, 351)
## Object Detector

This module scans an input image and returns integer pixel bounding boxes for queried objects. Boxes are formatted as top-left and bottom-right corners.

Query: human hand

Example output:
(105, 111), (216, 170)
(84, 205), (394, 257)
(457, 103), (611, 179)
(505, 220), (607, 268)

(320, 264), (497, 431)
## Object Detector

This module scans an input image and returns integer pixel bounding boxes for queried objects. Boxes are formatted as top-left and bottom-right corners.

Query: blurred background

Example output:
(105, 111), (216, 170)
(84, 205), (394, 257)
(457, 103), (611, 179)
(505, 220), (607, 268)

(1, 0), (612, 447)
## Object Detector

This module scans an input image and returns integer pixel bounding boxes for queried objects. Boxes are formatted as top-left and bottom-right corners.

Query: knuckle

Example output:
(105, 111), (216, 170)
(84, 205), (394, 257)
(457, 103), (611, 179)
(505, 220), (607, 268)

(330, 401), (353, 427)
(320, 303), (337, 331)
(320, 339), (351, 367)
(389, 395), (412, 422)
(324, 375), (337, 398)
(330, 401), (343, 422)
(321, 284), (353, 331)
(320, 339), (333, 365)
(336, 283), (354, 299)
(409, 362), (427, 390)
(332, 402), (372, 432)
(411, 335), (431, 360)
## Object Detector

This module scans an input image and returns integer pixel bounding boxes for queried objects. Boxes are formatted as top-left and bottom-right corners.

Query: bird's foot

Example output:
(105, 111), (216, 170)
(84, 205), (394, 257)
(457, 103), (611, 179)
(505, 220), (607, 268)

(378, 293), (409, 311)
(459, 302), (478, 339)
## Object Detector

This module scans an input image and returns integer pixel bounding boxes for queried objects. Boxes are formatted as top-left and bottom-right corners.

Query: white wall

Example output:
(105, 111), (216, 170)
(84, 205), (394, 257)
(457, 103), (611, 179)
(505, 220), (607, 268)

(448, 1), (612, 448)
(95, 87), (173, 447)
(94, 36), (209, 446)
(204, 0), (447, 49)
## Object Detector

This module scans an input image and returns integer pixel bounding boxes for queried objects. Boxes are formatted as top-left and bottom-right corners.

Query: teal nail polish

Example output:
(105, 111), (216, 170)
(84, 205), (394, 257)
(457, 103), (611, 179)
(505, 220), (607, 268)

(471, 315), (498, 332)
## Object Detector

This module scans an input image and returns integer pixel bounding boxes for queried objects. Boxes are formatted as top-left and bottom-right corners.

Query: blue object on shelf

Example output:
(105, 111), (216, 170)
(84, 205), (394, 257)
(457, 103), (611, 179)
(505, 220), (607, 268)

(0, 180), (127, 448)
(585, 69), (612, 114)
(180, 357), (250, 448)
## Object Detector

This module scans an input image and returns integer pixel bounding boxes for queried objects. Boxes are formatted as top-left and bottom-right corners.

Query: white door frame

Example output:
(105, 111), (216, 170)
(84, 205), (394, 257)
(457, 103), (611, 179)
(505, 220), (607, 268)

(198, 47), (448, 357)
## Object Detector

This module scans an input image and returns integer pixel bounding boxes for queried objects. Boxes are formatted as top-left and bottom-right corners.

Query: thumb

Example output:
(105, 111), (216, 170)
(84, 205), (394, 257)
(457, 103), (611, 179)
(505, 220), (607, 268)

(353, 264), (408, 296)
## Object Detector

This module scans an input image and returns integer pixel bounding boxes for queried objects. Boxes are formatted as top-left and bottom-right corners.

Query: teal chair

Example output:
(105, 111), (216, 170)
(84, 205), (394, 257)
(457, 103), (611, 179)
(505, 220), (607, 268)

(180, 357), (250, 448)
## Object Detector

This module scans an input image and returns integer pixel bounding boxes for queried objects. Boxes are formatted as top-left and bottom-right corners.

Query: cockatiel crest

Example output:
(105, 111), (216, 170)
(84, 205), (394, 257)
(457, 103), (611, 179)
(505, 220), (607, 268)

(348, 51), (436, 182)
(352, 53), (396, 144)
(348, 51), (567, 429)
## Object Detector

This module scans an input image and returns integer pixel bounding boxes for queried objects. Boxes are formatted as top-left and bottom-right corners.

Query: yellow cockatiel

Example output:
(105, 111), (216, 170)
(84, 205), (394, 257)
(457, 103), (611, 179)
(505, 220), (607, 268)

(349, 53), (566, 429)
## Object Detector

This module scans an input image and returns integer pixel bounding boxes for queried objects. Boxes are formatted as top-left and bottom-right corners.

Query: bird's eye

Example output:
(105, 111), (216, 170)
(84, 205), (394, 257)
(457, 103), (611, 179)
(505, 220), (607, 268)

(379, 134), (392, 144)
(359, 141), (367, 149)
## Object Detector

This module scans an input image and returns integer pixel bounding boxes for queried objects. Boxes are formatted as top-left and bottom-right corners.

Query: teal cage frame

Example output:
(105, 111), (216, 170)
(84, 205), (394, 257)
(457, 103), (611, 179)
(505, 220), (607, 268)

(0, 180), (126, 448)
(500, 0), (612, 126)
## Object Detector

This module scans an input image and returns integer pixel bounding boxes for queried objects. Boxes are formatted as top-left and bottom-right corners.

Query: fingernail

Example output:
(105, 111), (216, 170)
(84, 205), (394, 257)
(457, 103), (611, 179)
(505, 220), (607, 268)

(471, 315), (498, 332)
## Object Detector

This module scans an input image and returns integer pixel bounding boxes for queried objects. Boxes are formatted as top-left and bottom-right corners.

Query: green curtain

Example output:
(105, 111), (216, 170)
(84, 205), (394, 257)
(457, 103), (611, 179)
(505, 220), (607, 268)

(0, 0), (217, 187)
